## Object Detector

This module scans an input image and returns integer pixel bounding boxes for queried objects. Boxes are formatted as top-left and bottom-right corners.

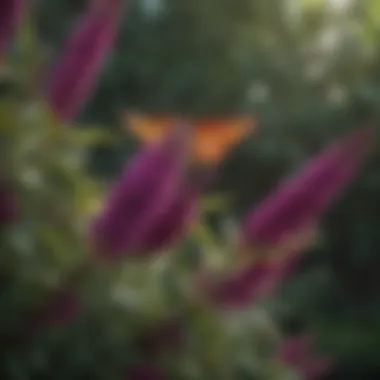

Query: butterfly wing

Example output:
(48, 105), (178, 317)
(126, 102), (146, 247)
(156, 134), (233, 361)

(125, 113), (178, 143)
(193, 117), (255, 165)
(125, 113), (256, 165)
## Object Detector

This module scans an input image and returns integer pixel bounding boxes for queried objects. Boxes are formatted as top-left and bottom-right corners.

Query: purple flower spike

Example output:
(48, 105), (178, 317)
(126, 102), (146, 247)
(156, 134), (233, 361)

(0, 0), (26, 57)
(279, 335), (331, 379)
(46, 0), (124, 122)
(91, 127), (191, 261)
(141, 179), (201, 253)
(242, 128), (375, 246)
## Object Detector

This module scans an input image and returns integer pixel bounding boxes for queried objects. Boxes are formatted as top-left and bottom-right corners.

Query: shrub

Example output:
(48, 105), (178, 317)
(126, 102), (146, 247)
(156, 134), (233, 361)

(0, 1), (373, 379)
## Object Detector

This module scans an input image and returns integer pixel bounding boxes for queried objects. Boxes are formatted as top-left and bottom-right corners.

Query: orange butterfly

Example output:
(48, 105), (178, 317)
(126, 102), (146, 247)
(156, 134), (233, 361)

(123, 112), (257, 165)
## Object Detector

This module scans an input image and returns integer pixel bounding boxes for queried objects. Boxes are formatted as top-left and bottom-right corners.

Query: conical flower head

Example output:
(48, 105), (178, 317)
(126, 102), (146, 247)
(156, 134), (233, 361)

(0, 0), (26, 57)
(91, 126), (191, 260)
(46, 0), (124, 122)
(242, 128), (375, 245)
(141, 174), (205, 252)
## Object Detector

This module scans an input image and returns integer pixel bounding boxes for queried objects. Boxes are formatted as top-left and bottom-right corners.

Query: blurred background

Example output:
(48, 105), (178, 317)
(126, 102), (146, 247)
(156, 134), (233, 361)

(35, 0), (380, 378)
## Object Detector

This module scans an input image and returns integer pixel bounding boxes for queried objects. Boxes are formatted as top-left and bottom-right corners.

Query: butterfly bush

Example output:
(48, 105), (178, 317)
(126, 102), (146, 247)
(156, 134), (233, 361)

(0, 0), (375, 379)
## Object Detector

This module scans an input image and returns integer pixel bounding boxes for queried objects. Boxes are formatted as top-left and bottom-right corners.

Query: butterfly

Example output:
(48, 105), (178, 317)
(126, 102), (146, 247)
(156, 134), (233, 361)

(124, 112), (257, 165)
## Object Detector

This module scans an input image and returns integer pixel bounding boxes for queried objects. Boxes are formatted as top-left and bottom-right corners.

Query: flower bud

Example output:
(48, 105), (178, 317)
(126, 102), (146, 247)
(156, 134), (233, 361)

(46, 0), (124, 121)
(91, 127), (191, 260)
